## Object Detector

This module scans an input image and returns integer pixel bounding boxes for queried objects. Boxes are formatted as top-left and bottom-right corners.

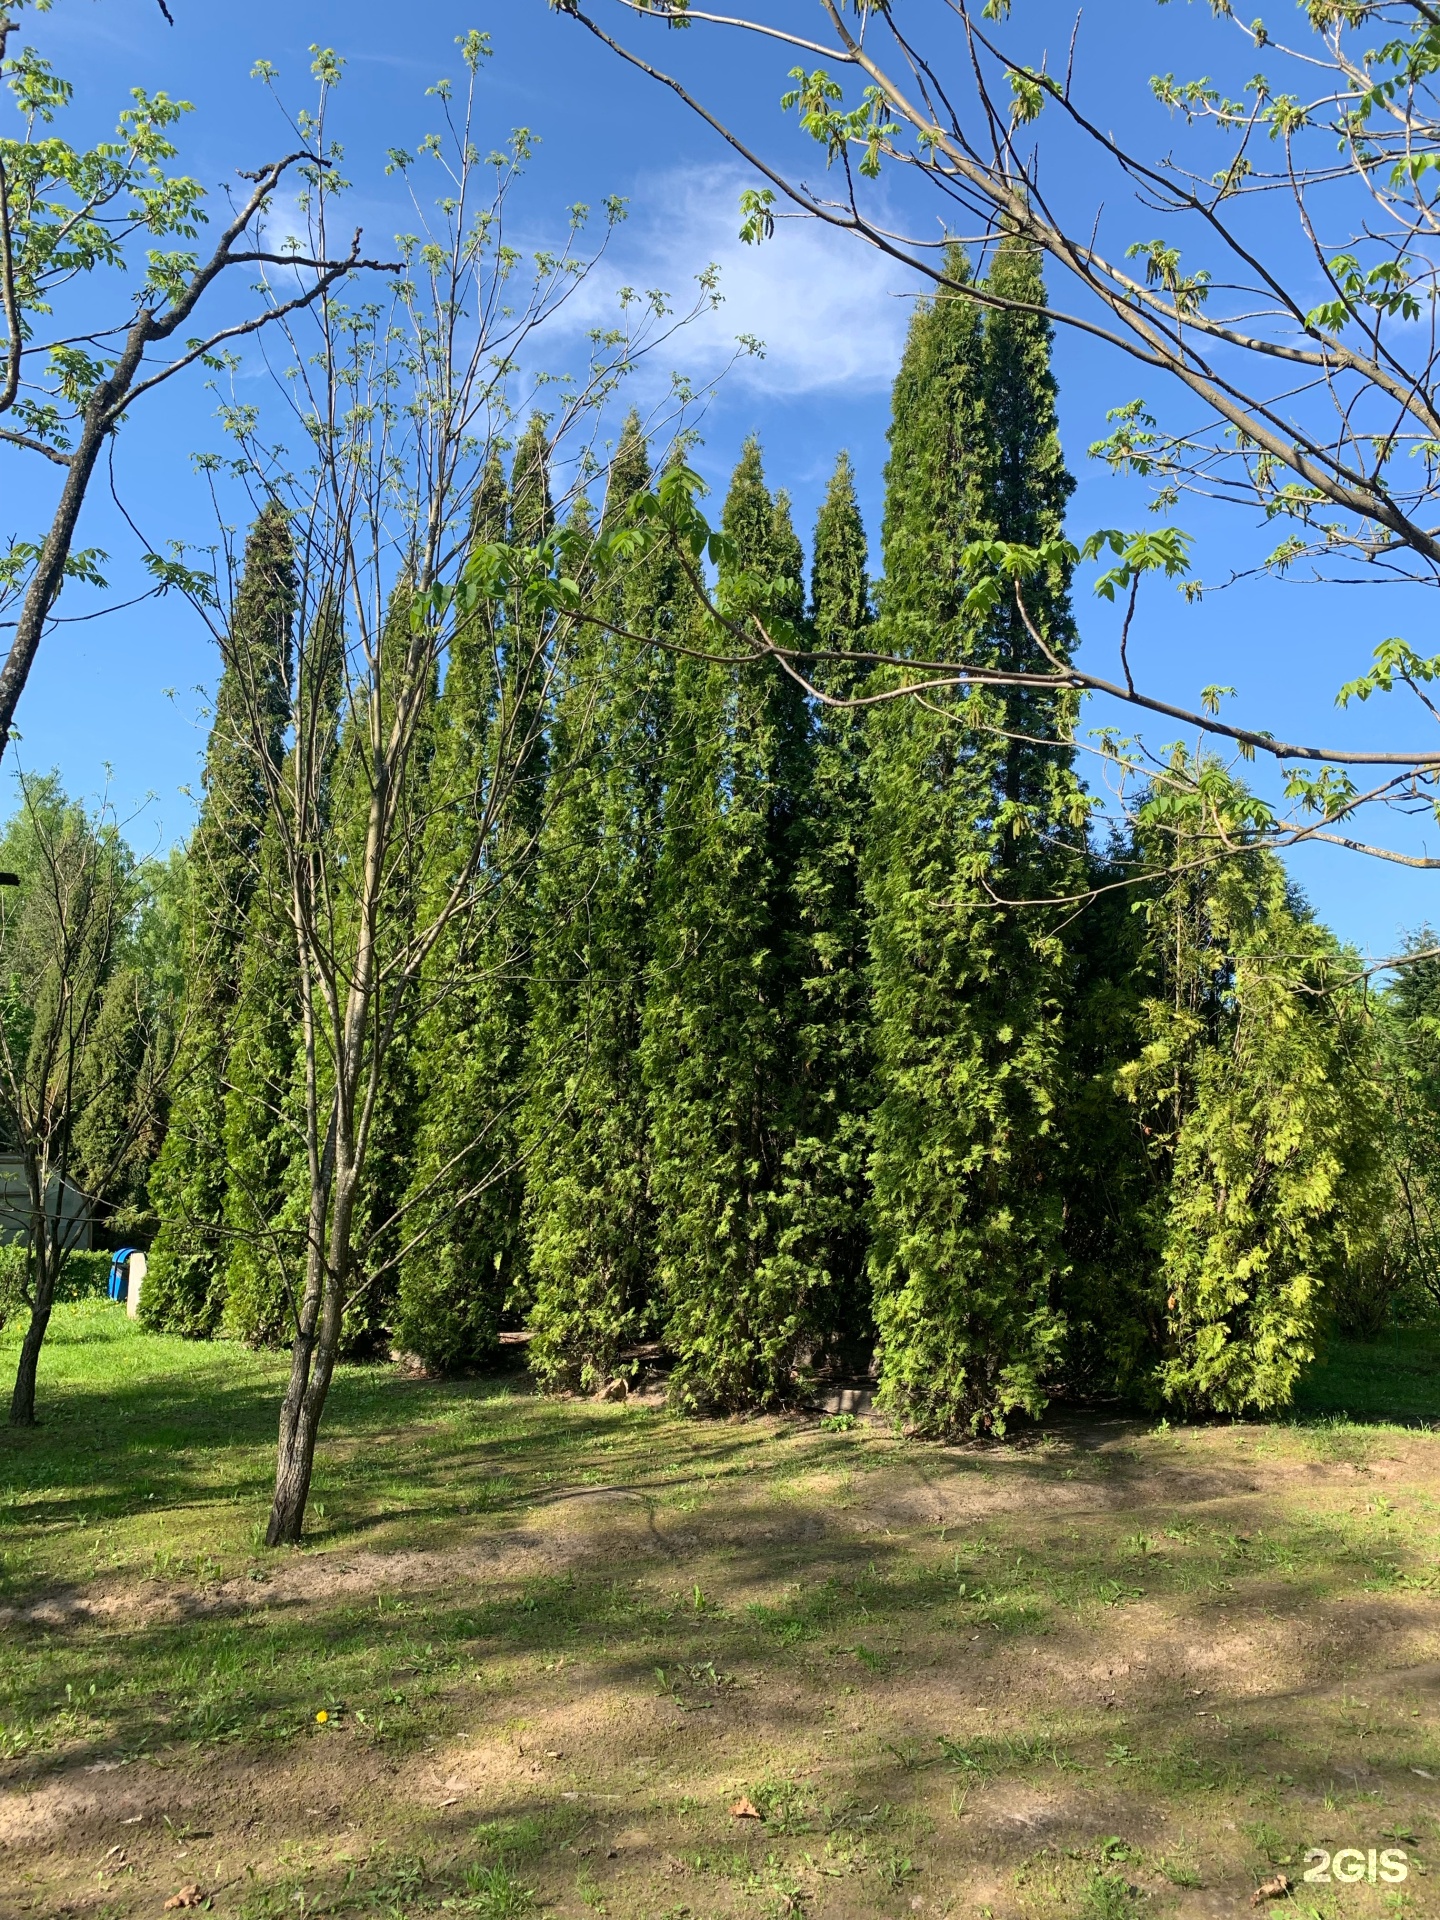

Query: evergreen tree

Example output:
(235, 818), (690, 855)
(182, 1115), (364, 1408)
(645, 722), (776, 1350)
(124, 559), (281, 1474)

(1358, 934), (1440, 1329)
(1053, 831), (1167, 1398)
(69, 967), (159, 1238)
(333, 579), (436, 1354)
(642, 437), (813, 1409)
(219, 800), (303, 1345)
(395, 425), (551, 1369)
(864, 240), (1083, 1434)
(770, 452), (875, 1373)
(1122, 763), (1387, 1414)
(523, 416), (681, 1391)
(143, 504), (295, 1333)
(221, 596), (345, 1347)
(69, 847), (179, 1247)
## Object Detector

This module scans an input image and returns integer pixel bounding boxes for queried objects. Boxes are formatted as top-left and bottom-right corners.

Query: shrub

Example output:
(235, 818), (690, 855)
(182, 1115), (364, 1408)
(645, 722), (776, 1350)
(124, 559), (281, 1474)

(0, 1245), (117, 1329)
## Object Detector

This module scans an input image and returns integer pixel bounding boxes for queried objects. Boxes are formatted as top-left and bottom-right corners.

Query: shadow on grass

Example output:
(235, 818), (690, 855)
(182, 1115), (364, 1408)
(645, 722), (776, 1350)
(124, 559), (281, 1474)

(1292, 1325), (1440, 1425)
(0, 1307), (757, 1523)
(6, 1306), (1430, 1581)
(0, 1416), (1431, 1797)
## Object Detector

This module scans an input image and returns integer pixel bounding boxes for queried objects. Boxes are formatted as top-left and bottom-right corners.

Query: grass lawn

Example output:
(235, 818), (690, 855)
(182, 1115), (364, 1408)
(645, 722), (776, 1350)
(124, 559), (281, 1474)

(3, 1306), (1440, 1918)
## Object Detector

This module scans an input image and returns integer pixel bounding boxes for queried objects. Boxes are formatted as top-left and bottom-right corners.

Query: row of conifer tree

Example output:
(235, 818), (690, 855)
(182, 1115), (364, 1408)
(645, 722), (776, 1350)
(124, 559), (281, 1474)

(136, 240), (1405, 1432)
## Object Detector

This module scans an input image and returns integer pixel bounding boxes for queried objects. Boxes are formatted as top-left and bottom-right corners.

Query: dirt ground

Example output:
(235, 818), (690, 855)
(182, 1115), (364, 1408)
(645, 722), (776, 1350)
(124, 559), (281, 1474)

(3, 1385), (1440, 1920)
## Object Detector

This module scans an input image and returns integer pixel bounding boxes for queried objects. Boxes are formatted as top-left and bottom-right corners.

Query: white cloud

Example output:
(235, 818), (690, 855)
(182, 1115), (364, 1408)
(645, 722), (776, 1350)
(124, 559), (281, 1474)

(556, 167), (922, 398)
(254, 187), (311, 258)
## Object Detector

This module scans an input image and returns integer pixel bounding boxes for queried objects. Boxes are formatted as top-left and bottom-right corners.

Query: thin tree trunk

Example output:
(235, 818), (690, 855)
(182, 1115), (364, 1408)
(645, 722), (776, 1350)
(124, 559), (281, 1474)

(8, 1295), (51, 1426)
(9, 1222), (57, 1427)
(266, 1186), (334, 1544)
(266, 1279), (344, 1543)
(267, 1344), (333, 1543)
(266, 1152), (357, 1546)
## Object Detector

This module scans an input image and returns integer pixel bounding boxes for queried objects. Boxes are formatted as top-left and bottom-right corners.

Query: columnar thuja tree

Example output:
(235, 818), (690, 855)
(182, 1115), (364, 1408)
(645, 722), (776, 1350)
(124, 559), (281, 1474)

(771, 451), (874, 1372)
(1122, 762), (1388, 1415)
(1366, 945), (1440, 1328)
(522, 414), (680, 1392)
(1051, 833), (1166, 1403)
(219, 793), (304, 1347)
(221, 599), (343, 1348)
(642, 438), (814, 1409)
(325, 579), (435, 1355)
(144, 503), (295, 1334)
(864, 242), (1084, 1435)
(394, 422), (554, 1372)
(390, 457), (509, 1369)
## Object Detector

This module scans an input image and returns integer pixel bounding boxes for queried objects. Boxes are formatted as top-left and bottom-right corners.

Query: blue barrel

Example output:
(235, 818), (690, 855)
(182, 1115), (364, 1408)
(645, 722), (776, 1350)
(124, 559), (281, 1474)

(108, 1249), (136, 1302)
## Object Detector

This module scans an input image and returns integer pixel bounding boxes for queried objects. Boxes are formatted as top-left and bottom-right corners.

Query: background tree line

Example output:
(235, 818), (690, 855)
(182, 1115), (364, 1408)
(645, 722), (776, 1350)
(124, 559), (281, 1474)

(99, 239), (1440, 1437)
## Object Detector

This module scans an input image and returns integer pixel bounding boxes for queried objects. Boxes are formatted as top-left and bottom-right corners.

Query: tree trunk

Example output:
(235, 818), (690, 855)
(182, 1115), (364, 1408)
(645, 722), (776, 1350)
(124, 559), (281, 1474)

(265, 1156), (355, 1546)
(10, 1202), (61, 1427)
(0, 318), (151, 771)
(9, 1297), (51, 1426)
(267, 1342), (332, 1545)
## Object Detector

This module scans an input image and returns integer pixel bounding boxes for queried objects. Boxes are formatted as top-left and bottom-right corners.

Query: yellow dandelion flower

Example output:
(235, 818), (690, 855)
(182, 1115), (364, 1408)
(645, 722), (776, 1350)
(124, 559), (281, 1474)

(316, 1709), (329, 1723)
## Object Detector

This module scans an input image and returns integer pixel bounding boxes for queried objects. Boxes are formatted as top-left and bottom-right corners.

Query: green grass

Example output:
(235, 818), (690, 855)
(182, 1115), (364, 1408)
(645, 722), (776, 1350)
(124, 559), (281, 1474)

(4, 1303), (1440, 1918)
(0, 1300), (798, 1579)
(1294, 1324), (1440, 1423)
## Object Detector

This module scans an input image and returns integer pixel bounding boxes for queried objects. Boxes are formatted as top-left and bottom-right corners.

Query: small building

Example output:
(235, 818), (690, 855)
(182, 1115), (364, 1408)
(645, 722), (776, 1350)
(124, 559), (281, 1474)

(0, 1154), (93, 1250)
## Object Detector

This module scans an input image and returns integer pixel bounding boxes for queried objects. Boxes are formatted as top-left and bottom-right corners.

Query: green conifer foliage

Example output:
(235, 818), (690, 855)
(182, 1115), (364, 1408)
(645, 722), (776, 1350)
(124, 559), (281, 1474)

(642, 438), (814, 1409)
(1357, 938), (1440, 1329)
(334, 579), (437, 1354)
(1053, 833), (1167, 1397)
(69, 963), (166, 1242)
(864, 242), (1083, 1434)
(395, 426), (551, 1370)
(219, 800), (302, 1346)
(221, 597), (345, 1347)
(523, 416), (681, 1391)
(980, 237), (1083, 819)
(1122, 765), (1386, 1414)
(143, 503), (295, 1333)
(770, 452), (875, 1372)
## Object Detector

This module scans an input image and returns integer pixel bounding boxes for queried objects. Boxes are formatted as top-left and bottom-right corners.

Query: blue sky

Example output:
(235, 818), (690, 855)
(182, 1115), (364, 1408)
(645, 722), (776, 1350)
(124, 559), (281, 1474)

(11, 0), (1440, 952)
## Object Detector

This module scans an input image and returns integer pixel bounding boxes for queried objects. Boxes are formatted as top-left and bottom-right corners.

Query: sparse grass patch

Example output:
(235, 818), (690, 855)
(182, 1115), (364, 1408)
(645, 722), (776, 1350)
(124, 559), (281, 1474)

(455, 1861), (536, 1917)
(1077, 1867), (1147, 1920)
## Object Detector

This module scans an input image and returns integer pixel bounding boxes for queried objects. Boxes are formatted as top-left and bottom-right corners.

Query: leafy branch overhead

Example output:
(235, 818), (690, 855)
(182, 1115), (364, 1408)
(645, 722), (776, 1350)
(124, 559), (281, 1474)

(0, 2), (398, 778)
(554, 0), (1440, 867)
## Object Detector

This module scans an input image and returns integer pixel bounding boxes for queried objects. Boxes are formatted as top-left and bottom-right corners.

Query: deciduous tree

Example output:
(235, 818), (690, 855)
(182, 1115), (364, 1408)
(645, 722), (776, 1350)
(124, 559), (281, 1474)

(0, 777), (166, 1424)
(0, 8), (390, 766)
